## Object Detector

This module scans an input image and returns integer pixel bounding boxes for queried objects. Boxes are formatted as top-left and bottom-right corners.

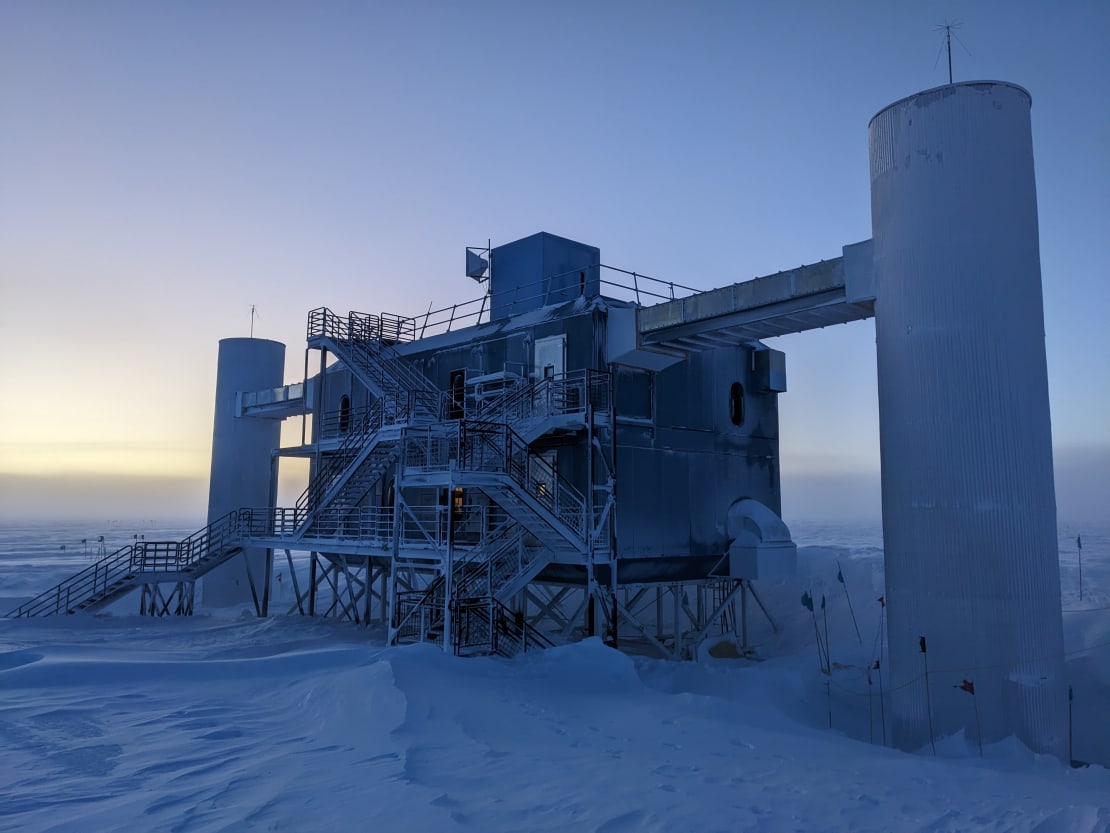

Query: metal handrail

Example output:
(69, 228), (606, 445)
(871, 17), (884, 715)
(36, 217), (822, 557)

(307, 307), (443, 411)
(471, 369), (609, 424)
(309, 263), (700, 346)
(8, 544), (137, 617)
(296, 402), (386, 514)
(409, 264), (701, 339)
(460, 422), (587, 540)
(7, 510), (248, 618)
(453, 522), (525, 599)
(452, 595), (555, 656)
(318, 402), (378, 440)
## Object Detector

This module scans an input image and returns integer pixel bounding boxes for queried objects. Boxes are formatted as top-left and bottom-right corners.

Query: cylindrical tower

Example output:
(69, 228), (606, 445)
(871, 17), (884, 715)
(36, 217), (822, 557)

(869, 82), (1066, 757)
(204, 337), (285, 607)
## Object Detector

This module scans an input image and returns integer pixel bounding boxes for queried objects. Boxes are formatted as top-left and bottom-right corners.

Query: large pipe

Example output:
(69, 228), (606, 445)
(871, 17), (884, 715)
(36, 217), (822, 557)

(869, 82), (1066, 757)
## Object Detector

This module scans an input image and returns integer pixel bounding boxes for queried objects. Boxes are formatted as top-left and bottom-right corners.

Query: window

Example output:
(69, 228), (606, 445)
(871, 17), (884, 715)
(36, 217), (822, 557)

(448, 370), (465, 419)
(452, 486), (465, 524)
(339, 395), (351, 433)
(729, 382), (745, 426)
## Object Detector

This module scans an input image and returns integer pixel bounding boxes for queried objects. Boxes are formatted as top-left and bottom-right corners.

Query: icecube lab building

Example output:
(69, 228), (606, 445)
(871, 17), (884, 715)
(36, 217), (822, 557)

(11, 82), (1067, 759)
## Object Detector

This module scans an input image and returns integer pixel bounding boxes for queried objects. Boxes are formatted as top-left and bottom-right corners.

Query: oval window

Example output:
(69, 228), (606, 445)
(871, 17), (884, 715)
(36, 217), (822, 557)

(729, 382), (745, 426)
(339, 394), (351, 433)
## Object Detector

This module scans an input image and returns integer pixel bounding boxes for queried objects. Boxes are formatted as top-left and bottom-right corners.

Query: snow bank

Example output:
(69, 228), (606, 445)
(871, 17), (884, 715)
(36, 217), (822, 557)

(1, 521), (1108, 831)
(1, 614), (1107, 833)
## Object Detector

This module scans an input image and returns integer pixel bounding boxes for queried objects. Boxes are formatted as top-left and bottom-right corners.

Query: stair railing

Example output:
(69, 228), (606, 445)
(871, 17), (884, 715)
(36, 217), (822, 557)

(6, 510), (248, 618)
(453, 521), (525, 600)
(7, 544), (137, 618)
(174, 510), (244, 570)
(296, 401), (386, 516)
(308, 307), (446, 421)
(452, 595), (555, 657)
(469, 368), (609, 428)
(459, 422), (587, 542)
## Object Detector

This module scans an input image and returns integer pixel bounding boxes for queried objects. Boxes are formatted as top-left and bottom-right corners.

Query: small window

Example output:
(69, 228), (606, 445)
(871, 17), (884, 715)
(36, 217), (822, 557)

(339, 395), (351, 433)
(729, 382), (745, 426)
(448, 370), (465, 419)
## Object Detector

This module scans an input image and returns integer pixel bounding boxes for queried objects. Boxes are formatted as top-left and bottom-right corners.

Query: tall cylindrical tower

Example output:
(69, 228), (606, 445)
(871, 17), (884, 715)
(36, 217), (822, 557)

(204, 337), (285, 607)
(869, 82), (1066, 757)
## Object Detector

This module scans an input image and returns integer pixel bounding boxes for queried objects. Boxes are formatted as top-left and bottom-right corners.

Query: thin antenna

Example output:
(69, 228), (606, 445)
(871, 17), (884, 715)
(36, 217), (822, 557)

(933, 20), (966, 84)
(250, 304), (261, 338)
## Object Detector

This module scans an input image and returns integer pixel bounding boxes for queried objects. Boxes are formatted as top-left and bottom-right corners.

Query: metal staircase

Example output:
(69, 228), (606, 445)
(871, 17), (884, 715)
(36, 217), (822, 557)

(8, 303), (613, 659)
(393, 520), (557, 657)
(468, 369), (606, 445)
(292, 308), (444, 540)
(7, 511), (247, 618)
(390, 410), (601, 654)
(307, 308), (444, 422)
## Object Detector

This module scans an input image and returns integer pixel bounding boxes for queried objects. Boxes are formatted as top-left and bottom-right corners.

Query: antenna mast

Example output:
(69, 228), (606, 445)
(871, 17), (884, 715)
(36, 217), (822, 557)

(945, 25), (952, 84)
(934, 21), (969, 85)
(250, 304), (260, 338)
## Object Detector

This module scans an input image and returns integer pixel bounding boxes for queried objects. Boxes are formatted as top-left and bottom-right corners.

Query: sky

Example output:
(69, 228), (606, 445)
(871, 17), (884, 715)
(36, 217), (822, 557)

(0, 1), (1107, 524)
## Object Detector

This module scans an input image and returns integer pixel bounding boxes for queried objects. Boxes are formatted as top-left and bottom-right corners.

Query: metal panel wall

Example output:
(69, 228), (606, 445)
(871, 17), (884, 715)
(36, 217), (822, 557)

(489, 232), (601, 320)
(318, 303), (786, 576)
(205, 338), (285, 606)
(615, 343), (782, 559)
(869, 82), (1066, 757)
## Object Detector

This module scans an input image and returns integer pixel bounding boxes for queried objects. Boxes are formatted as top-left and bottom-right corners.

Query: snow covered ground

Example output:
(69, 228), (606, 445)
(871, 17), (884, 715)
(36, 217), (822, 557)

(1, 520), (1107, 832)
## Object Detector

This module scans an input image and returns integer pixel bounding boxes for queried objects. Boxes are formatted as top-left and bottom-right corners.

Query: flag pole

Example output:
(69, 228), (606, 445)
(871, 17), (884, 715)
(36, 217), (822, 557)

(920, 635), (936, 755)
(875, 659), (887, 745)
(1077, 535), (1083, 601)
(867, 666), (875, 743)
(1068, 685), (1074, 765)
(973, 692), (983, 757)
(837, 560), (862, 644)
(802, 591), (831, 728)
(955, 679), (982, 757)
(821, 594), (831, 672)
(822, 593), (832, 729)
(802, 590), (827, 671)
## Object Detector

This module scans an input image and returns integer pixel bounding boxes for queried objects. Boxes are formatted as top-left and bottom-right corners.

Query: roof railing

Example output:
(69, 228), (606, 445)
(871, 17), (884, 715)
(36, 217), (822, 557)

(309, 264), (702, 344)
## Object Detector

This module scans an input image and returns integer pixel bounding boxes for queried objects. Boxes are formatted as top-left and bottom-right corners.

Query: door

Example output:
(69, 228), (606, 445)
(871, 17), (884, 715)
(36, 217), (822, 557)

(533, 334), (565, 380)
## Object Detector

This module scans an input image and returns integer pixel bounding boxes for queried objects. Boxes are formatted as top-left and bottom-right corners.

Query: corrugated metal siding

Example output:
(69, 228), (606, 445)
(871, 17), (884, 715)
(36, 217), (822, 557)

(869, 82), (1067, 757)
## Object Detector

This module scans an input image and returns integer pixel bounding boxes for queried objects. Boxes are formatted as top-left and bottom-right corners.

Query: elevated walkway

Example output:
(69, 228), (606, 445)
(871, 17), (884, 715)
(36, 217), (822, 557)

(637, 240), (875, 352)
(239, 381), (308, 419)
